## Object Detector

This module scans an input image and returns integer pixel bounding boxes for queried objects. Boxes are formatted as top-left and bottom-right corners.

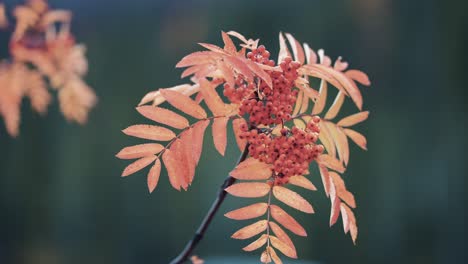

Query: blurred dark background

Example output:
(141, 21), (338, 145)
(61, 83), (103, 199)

(0, 0), (463, 263)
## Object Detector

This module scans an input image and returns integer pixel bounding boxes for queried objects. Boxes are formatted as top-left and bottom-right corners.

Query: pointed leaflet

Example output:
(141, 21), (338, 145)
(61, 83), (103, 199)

(225, 203), (268, 220)
(169, 138), (190, 189)
(224, 56), (254, 82)
(337, 111), (369, 127)
(277, 32), (290, 64)
(319, 165), (331, 197)
(244, 59), (273, 88)
(273, 186), (314, 213)
(346, 69), (371, 86)
(243, 234), (268, 252)
(317, 154), (345, 173)
(340, 203), (350, 234)
(329, 171), (356, 208)
(217, 60), (235, 89)
(269, 222), (296, 253)
(192, 119), (210, 165)
(225, 182), (271, 198)
(318, 122), (337, 158)
(261, 248), (273, 263)
(199, 78), (226, 116)
(269, 235), (297, 259)
(324, 122), (349, 165)
(116, 143), (164, 160)
(288, 175), (317, 191)
(303, 43), (317, 65)
(136, 106), (189, 129)
(162, 149), (182, 191)
(231, 220), (268, 239)
(285, 33), (305, 64)
(123, 125), (176, 141)
(180, 128), (196, 183)
(292, 90), (303, 116)
(147, 159), (161, 193)
(212, 117), (229, 156)
(267, 246), (283, 264)
(270, 205), (307, 236)
(160, 89), (207, 119)
(199, 42), (226, 53)
(324, 92), (345, 120)
(121, 156), (157, 177)
(329, 180), (341, 226)
(222, 31), (237, 54)
(300, 64), (363, 110)
(232, 118), (247, 151)
(230, 157), (272, 180)
(312, 80), (328, 115)
(175, 51), (222, 68)
(344, 128), (367, 150)
(342, 203), (358, 244)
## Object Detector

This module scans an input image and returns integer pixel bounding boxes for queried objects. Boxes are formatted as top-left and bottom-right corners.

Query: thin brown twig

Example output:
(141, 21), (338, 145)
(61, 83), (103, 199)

(169, 144), (250, 264)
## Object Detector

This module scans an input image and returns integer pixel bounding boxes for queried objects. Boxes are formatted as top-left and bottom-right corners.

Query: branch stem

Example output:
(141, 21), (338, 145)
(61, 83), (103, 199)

(169, 144), (250, 264)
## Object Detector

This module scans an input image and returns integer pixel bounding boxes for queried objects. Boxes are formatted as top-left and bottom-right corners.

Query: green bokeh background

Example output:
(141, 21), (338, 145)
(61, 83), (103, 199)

(0, 0), (463, 263)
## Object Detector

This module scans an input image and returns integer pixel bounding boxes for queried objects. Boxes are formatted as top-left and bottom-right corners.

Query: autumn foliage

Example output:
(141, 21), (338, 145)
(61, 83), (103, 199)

(0, 0), (96, 137)
(117, 31), (371, 263)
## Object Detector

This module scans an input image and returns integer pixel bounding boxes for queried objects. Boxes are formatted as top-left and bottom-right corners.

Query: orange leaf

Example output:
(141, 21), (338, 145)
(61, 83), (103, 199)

(329, 181), (341, 226)
(342, 204), (358, 244)
(337, 111), (369, 127)
(162, 149), (182, 191)
(270, 235), (297, 259)
(324, 91), (345, 120)
(123, 125), (176, 141)
(324, 122), (349, 166)
(261, 248), (272, 263)
(344, 128), (367, 150)
(198, 42), (225, 53)
(317, 154), (345, 173)
(267, 246), (283, 264)
(285, 33), (305, 64)
(242, 234), (268, 251)
(180, 128), (196, 184)
(136, 105), (189, 129)
(217, 60), (235, 89)
(147, 159), (161, 193)
(292, 90), (303, 116)
(272, 186), (314, 213)
(270, 205), (307, 236)
(121, 155), (156, 177)
(116, 143), (164, 160)
(199, 79), (226, 116)
(212, 117), (229, 156)
(288, 176), (316, 191)
(160, 89), (207, 119)
(303, 43), (317, 65)
(169, 139), (190, 189)
(318, 123), (337, 158)
(340, 203), (350, 234)
(232, 118), (247, 151)
(224, 56), (254, 82)
(277, 32), (290, 64)
(300, 64), (363, 110)
(244, 59), (273, 88)
(346, 69), (371, 86)
(319, 165), (331, 197)
(225, 203), (268, 220)
(329, 171), (356, 208)
(312, 80), (328, 115)
(231, 220), (268, 239)
(269, 222), (296, 253)
(175, 51), (222, 68)
(225, 182), (271, 198)
(230, 157), (272, 180)
(192, 120), (210, 165)
(222, 31), (236, 54)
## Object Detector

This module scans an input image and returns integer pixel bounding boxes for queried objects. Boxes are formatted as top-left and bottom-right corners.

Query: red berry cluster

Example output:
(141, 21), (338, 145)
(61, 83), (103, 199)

(224, 46), (301, 126)
(239, 116), (324, 183)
